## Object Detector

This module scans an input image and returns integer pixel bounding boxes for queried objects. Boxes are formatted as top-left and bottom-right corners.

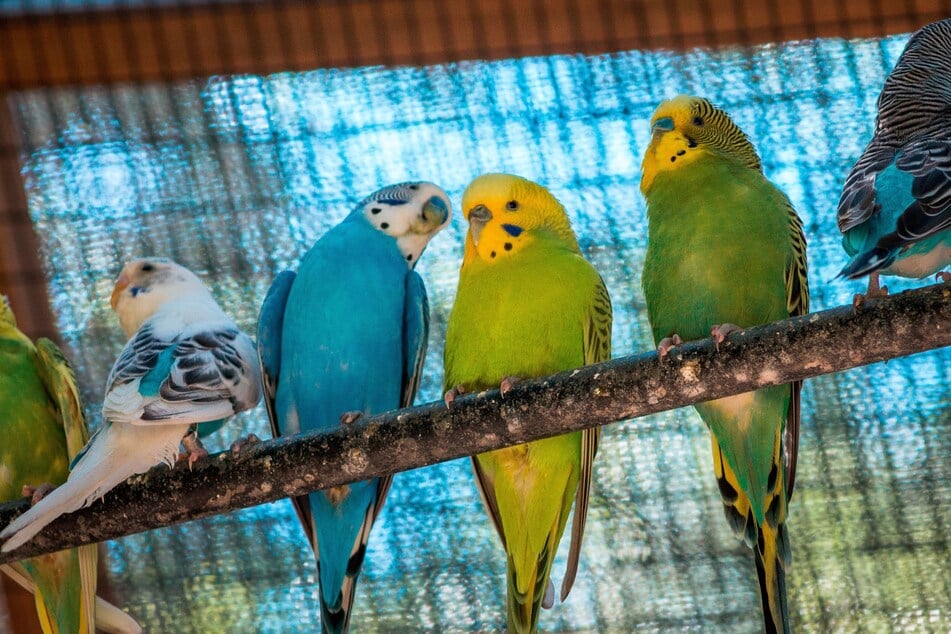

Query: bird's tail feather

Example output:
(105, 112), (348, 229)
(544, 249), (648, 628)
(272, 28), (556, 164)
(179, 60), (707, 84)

(315, 512), (371, 634)
(1, 458), (128, 552)
(1, 562), (142, 633)
(755, 521), (791, 634)
(1, 423), (187, 552)
(838, 246), (897, 279)
(317, 565), (359, 634)
(506, 549), (551, 634)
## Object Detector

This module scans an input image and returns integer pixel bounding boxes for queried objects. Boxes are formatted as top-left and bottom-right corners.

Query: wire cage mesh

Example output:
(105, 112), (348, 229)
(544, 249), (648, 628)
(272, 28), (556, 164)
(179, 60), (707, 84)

(0, 1), (949, 632)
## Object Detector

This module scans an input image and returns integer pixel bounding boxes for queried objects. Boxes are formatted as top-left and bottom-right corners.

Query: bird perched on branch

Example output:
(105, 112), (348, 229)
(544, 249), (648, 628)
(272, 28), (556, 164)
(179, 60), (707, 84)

(257, 182), (450, 633)
(1, 259), (262, 554)
(0, 295), (142, 634)
(443, 173), (612, 633)
(838, 18), (951, 302)
(640, 96), (809, 634)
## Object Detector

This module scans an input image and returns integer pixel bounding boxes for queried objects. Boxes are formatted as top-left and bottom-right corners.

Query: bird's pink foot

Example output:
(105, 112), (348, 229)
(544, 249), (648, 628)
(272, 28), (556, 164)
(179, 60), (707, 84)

(499, 376), (521, 398)
(21, 483), (55, 506)
(853, 272), (888, 308)
(710, 323), (742, 350)
(230, 433), (261, 456)
(339, 411), (363, 425)
(181, 431), (208, 470)
(657, 334), (682, 358)
(936, 271), (951, 284)
(444, 385), (466, 408)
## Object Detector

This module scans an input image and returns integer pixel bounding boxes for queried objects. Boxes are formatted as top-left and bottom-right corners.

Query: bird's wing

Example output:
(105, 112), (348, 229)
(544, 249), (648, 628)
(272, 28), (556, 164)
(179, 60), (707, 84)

(837, 140), (896, 234)
(257, 270), (297, 440)
(33, 339), (98, 634)
(256, 271), (316, 548)
(889, 136), (951, 246)
(783, 198), (810, 500)
(103, 323), (253, 426)
(561, 274), (612, 601)
(35, 342), (96, 631)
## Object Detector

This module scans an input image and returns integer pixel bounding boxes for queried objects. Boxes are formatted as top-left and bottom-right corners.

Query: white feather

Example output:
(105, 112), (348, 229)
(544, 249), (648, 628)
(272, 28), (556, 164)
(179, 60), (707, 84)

(0, 421), (189, 552)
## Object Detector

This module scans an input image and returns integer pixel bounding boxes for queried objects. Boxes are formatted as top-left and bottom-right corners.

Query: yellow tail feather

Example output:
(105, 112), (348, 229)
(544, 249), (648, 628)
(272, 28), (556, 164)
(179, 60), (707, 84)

(712, 430), (791, 633)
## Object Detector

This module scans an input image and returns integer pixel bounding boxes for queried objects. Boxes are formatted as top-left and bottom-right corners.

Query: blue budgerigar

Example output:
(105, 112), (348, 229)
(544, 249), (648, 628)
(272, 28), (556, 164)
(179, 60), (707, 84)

(257, 182), (450, 633)
(838, 18), (951, 300)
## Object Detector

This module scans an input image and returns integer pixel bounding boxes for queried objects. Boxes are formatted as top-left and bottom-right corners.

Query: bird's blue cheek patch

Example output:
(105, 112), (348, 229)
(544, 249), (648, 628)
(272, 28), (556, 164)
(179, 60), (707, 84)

(130, 286), (144, 297)
(501, 224), (524, 237)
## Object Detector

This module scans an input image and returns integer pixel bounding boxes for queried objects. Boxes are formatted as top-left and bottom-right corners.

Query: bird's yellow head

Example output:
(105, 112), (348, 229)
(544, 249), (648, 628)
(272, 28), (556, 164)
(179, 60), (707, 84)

(461, 173), (579, 266)
(640, 95), (761, 194)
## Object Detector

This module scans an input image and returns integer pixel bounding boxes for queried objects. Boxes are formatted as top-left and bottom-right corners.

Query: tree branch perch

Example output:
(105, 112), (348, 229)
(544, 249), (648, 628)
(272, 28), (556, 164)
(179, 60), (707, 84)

(1, 283), (948, 563)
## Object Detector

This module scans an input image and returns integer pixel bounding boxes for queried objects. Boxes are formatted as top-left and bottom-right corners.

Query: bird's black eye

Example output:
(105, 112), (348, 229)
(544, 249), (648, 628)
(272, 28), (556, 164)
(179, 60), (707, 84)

(141, 263), (154, 272)
(371, 207), (382, 214)
(505, 200), (519, 211)
(409, 184), (419, 190)
(692, 116), (704, 127)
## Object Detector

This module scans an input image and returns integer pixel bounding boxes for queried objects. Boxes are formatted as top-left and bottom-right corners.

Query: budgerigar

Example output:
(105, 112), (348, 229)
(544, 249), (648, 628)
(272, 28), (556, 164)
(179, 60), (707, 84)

(257, 182), (450, 633)
(0, 295), (97, 634)
(838, 18), (951, 300)
(1, 259), (262, 553)
(640, 96), (809, 634)
(443, 173), (612, 634)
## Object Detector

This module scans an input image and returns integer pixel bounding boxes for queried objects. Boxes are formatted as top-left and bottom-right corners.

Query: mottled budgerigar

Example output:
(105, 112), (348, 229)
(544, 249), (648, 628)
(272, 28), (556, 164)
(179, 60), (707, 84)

(838, 18), (951, 298)
(640, 96), (809, 634)
(443, 173), (612, 634)
(1, 259), (262, 553)
(257, 182), (450, 633)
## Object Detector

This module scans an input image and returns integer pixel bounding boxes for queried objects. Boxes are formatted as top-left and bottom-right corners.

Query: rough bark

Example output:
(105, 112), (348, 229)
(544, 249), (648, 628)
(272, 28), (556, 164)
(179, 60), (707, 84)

(1, 283), (948, 563)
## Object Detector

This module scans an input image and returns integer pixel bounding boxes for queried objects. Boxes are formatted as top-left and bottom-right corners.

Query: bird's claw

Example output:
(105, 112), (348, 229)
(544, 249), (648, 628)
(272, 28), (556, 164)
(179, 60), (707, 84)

(181, 431), (208, 471)
(853, 273), (889, 308)
(710, 323), (742, 351)
(936, 271), (951, 284)
(230, 433), (261, 456)
(499, 376), (521, 398)
(444, 385), (466, 408)
(339, 411), (363, 425)
(21, 483), (55, 506)
(657, 334), (682, 358)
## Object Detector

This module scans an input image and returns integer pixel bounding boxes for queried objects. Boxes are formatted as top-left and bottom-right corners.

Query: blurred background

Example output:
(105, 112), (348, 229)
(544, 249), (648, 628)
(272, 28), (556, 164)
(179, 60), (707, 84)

(1, 1), (949, 632)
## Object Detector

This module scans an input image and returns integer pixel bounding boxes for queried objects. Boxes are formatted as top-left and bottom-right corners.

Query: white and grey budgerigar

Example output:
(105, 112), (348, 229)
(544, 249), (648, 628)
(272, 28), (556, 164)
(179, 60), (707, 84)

(1, 258), (262, 552)
(838, 18), (951, 299)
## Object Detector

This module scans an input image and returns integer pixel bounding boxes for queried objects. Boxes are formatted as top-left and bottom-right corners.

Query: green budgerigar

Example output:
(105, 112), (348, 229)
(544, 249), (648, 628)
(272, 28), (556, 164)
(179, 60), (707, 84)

(640, 96), (809, 634)
(0, 295), (97, 634)
(444, 173), (612, 634)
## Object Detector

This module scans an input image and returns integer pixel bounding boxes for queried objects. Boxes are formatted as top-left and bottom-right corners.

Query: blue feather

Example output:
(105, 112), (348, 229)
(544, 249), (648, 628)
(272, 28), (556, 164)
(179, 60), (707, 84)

(138, 345), (177, 397)
(502, 223), (524, 237)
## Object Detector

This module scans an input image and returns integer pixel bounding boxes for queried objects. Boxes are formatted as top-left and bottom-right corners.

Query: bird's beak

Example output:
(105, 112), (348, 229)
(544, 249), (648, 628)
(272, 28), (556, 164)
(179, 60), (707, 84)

(467, 204), (493, 246)
(420, 195), (450, 230)
(110, 272), (131, 309)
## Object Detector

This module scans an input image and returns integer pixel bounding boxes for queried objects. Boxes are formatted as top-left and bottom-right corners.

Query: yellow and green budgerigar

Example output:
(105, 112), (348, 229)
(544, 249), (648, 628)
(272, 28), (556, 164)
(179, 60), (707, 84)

(444, 173), (612, 633)
(0, 295), (97, 634)
(640, 96), (809, 634)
